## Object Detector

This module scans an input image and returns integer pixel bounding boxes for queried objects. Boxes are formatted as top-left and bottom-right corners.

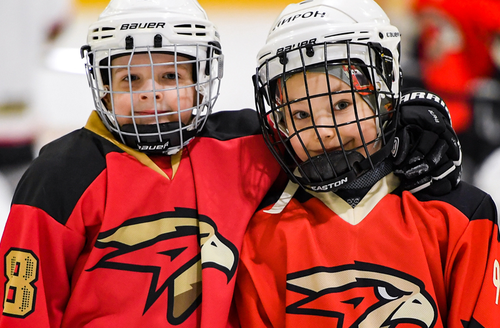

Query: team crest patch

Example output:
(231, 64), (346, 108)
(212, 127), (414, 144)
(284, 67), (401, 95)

(88, 207), (238, 325)
(286, 261), (438, 327)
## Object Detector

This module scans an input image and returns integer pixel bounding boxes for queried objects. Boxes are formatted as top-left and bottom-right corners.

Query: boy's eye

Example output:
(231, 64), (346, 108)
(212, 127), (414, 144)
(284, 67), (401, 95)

(292, 110), (310, 120)
(123, 74), (139, 82)
(164, 73), (177, 80)
(334, 100), (350, 110)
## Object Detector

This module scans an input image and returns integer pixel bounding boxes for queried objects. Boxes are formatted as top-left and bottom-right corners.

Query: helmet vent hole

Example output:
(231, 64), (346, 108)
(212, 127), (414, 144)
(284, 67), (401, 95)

(174, 24), (207, 37)
(91, 27), (116, 40)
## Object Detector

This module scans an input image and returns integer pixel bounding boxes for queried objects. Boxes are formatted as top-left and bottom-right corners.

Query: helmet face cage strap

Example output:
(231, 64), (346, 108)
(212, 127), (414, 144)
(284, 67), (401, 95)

(85, 42), (222, 155)
(256, 41), (397, 192)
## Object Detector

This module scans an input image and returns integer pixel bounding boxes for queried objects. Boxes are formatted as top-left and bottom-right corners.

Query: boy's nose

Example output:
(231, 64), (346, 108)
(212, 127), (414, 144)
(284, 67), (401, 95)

(314, 115), (336, 140)
(139, 80), (163, 100)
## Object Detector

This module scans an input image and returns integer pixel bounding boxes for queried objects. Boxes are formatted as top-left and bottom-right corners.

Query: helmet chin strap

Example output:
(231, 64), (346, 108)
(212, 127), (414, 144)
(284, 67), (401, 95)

(115, 122), (197, 155)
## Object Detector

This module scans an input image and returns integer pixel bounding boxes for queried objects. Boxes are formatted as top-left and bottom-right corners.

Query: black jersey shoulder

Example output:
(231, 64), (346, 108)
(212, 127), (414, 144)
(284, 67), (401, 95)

(12, 128), (124, 225)
(197, 108), (262, 140)
(256, 173), (312, 212)
(414, 181), (498, 227)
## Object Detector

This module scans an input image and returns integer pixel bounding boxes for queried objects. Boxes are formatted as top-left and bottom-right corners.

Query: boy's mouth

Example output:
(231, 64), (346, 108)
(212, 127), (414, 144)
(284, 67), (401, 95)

(134, 109), (169, 115)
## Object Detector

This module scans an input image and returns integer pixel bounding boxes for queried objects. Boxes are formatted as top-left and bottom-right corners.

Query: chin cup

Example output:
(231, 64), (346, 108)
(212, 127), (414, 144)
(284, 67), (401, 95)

(116, 122), (197, 155)
(297, 150), (365, 192)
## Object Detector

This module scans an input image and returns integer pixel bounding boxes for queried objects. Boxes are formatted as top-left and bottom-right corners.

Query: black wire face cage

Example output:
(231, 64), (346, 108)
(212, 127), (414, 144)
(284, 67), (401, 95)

(83, 42), (222, 155)
(255, 41), (399, 192)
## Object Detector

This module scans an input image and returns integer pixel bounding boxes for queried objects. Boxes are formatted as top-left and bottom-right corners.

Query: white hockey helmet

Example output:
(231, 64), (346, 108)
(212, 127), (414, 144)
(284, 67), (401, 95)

(81, 0), (223, 155)
(255, 0), (402, 192)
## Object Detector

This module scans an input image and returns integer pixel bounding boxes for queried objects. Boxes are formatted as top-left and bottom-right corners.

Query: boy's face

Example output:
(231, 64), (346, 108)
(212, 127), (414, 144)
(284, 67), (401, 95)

(283, 72), (380, 162)
(104, 53), (195, 126)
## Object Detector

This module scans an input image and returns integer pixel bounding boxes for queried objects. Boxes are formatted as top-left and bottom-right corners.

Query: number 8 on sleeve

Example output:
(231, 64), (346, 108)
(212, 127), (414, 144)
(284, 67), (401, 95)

(3, 248), (39, 318)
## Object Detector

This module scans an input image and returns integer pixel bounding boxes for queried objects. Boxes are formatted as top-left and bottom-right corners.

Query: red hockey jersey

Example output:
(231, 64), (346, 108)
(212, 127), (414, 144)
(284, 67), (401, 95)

(0, 109), (281, 328)
(234, 173), (499, 327)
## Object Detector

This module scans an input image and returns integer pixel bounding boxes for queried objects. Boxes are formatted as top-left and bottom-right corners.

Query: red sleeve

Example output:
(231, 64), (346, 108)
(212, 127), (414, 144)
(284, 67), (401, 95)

(415, 185), (500, 325)
(234, 208), (287, 328)
(0, 204), (85, 328)
(446, 201), (500, 326)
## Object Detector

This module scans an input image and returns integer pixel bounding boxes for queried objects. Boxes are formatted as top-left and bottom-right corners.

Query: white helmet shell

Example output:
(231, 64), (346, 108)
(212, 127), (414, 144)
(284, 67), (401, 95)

(258, 0), (401, 97)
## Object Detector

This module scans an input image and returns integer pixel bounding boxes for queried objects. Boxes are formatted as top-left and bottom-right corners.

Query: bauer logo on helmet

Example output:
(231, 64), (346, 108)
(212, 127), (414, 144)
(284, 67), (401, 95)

(120, 22), (166, 30)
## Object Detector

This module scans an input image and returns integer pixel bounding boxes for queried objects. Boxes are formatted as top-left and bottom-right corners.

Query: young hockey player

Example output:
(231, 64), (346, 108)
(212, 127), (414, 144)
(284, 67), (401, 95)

(234, 0), (499, 327)
(0, 0), (281, 327)
(0, 0), (466, 327)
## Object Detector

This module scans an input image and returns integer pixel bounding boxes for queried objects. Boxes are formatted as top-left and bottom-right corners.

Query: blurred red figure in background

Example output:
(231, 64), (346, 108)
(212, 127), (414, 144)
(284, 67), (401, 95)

(411, 0), (500, 180)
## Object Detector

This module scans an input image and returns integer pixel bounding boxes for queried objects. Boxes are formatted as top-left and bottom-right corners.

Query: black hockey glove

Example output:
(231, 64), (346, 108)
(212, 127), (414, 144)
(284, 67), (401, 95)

(393, 89), (462, 195)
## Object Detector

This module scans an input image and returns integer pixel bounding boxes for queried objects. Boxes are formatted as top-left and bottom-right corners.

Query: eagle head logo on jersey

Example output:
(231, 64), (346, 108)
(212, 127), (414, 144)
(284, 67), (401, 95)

(87, 207), (238, 325)
(286, 261), (438, 327)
